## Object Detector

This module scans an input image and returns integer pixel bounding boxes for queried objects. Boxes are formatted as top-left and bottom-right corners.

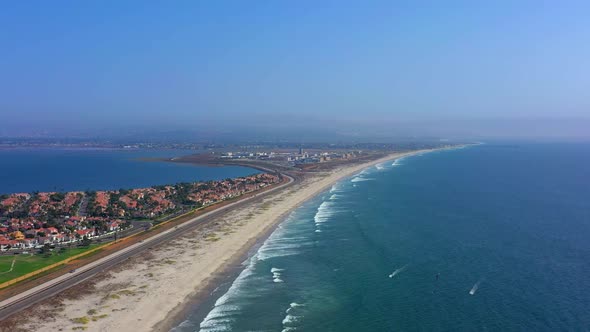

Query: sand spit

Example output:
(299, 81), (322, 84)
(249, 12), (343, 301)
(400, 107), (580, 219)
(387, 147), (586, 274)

(7, 150), (436, 332)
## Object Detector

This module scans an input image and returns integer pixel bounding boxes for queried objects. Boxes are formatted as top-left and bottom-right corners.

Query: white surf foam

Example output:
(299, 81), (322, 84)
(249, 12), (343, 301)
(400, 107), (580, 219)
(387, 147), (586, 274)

(282, 301), (306, 329)
(272, 267), (285, 283)
(282, 314), (302, 325)
(314, 201), (339, 224)
(257, 221), (312, 261)
(200, 205), (317, 330)
(201, 263), (279, 329)
(257, 239), (308, 261)
(285, 302), (305, 314)
(392, 158), (404, 167)
(329, 194), (341, 200)
(329, 183), (343, 193)
(170, 319), (196, 332)
(351, 176), (374, 183)
(200, 262), (271, 331)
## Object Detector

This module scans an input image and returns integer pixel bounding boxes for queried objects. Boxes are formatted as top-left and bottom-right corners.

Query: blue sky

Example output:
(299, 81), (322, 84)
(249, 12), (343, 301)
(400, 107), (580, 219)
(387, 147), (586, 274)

(1, 1), (589, 139)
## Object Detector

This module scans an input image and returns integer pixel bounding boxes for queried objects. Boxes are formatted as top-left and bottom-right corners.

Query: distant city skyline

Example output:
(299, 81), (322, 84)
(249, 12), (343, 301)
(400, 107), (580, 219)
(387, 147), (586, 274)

(2, 1), (590, 140)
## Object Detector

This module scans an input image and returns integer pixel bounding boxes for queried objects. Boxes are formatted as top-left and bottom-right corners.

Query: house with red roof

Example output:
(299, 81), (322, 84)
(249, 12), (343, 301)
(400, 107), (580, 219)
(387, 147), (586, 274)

(75, 228), (95, 238)
(0, 238), (10, 251)
(107, 221), (120, 232)
(46, 227), (59, 235)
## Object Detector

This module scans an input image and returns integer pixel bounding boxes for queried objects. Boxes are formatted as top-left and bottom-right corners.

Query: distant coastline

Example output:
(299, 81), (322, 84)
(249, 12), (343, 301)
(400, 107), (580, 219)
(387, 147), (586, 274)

(156, 155), (287, 174)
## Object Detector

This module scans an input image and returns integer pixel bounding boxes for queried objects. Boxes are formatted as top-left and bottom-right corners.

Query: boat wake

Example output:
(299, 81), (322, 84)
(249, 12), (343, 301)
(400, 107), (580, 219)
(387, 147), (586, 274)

(469, 280), (482, 295)
(388, 265), (408, 278)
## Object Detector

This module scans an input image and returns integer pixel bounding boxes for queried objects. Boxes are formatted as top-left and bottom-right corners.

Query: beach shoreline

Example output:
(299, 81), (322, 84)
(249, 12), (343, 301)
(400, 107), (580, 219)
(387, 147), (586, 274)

(8, 147), (463, 332)
(153, 202), (288, 332)
(154, 148), (454, 331)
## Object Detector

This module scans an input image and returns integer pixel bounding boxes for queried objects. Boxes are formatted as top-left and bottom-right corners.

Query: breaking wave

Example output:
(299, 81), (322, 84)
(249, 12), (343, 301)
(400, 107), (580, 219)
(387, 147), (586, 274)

(272, 267), (285, 283)
(351, 176), (374, 183)
(200, 213), (313, 331)
(314, 201), (338, 224)
(257, 219), (313, 261)
(199, 171), (361, 331)
(375, 163), (385, 170)
(281, 302), (306, 331)
(392, 158), (404, 167)
(199, 259), (258, 331)
(329, 183), (343, 193)
(282, 314), (302, 325)
(286, 302), (305, 313)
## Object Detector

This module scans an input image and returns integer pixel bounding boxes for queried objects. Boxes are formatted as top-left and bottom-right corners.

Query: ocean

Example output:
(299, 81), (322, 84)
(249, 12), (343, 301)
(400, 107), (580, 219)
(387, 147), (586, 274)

(0, 148), (258, 194)
(172, 143), (590, 331)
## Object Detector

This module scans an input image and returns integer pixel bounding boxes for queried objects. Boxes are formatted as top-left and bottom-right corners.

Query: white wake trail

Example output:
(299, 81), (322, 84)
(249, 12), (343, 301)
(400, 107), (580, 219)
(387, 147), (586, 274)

(388, 264), (408, 278)
(469, 280), (482, 295)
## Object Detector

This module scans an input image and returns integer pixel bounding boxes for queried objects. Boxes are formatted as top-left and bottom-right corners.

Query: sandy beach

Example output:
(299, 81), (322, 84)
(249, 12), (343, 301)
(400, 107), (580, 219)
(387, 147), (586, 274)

(9, 150), (435, 332)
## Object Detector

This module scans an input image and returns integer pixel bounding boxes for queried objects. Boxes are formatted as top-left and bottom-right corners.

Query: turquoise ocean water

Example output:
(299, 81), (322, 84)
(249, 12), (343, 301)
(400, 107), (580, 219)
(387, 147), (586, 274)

(0, 149), (258, 194)
(173, 143), (590, 331)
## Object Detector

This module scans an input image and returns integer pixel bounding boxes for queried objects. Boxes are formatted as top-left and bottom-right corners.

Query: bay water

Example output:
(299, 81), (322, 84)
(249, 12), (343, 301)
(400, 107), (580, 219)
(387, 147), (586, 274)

(0, 148), (258, 194)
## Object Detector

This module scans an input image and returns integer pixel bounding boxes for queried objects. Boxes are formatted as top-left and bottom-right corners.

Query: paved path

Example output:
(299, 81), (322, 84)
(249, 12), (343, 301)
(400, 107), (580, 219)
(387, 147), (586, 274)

(0, 258), (16, 275)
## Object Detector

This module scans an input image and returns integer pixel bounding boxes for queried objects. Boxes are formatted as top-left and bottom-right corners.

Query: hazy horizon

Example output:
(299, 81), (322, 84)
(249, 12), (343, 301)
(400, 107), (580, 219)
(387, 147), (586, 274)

(2, 1), (590, 140)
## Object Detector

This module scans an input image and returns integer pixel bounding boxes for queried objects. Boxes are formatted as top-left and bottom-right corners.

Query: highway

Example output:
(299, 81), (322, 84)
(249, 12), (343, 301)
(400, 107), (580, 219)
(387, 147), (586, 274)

(0, 173), (296, 321)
